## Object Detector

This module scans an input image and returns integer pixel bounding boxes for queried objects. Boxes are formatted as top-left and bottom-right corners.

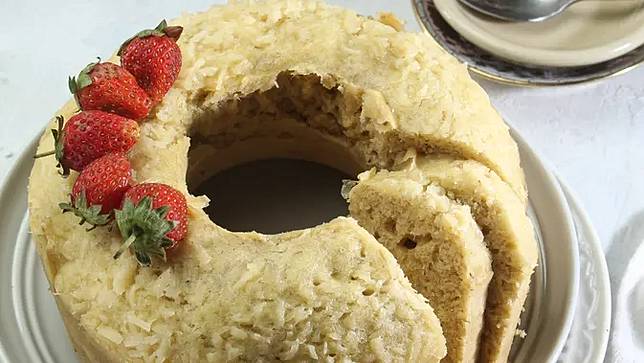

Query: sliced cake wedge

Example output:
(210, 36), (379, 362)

(409, 157), (538, 363)
(347, 170), (493, 363)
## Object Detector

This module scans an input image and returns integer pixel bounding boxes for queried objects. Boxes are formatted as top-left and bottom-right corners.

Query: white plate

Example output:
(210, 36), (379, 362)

(0, 127), (606, 362)
(435, 0), (644, 67)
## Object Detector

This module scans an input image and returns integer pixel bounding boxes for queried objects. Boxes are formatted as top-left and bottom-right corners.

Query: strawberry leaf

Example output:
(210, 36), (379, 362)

(117, 20), (182, 56)
(34, 116), (70, 177)
(113, 196), (176, 266)
(69, 61), (97, 104)
(51, 115), (70, 177)
(59, 190), (111, 230)
(154, 20), (168, 32)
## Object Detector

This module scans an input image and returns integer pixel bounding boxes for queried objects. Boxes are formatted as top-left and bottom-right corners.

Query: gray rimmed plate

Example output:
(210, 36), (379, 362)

(412, 0), (644, 86)
(0, 126), (605, 362)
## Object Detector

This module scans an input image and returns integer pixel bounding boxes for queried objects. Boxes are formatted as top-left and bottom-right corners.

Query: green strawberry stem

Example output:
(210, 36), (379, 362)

(113, 234), (137, 260)
(33, 150), (56, 158)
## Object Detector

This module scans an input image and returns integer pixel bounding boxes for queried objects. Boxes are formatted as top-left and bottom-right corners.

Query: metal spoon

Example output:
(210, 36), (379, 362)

(458, 0), (583, 22)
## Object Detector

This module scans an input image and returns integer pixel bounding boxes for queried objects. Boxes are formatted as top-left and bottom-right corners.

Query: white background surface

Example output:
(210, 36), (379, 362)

(0, 0), (642, 361)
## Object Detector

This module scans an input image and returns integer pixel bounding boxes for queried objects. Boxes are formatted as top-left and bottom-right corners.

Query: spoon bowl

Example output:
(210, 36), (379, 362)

(458, 0), (580, 22)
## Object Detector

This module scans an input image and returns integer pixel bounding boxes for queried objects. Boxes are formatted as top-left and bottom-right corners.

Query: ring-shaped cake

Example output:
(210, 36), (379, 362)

(28, 1), (537, 362)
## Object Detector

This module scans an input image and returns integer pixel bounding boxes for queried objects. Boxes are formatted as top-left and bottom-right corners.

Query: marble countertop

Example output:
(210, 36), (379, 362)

(0, 0), (642, 359)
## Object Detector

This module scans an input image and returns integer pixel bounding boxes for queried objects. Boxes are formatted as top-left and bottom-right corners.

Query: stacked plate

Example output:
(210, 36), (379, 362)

(413, 0), (644, 85)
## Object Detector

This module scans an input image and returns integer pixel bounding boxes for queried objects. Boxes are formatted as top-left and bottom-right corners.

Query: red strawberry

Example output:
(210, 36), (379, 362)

(69, 61), (152, 120)
(119, 20), (183, 104)
(59, 153), (133, 229)
(35, 111), (139, 176)
(113, 183), (188, 266)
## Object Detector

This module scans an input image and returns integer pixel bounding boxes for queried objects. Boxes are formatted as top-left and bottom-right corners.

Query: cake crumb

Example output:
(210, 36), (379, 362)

(377, 12), (404, 31)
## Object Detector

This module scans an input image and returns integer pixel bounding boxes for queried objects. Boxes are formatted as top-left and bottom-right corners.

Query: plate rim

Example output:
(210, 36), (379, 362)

(557, 178), (612, 363)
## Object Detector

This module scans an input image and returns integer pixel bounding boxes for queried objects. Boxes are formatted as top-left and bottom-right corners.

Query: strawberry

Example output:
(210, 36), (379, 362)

(113, 183), (188, 266)
(119, 20), (183, 104)
(35, 111), (139, 176)
(69, 61), (152, 120)
(59, 153), (133, 229)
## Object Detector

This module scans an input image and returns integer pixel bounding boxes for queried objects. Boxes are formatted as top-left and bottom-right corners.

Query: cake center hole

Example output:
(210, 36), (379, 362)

(193, 158), (352, 234)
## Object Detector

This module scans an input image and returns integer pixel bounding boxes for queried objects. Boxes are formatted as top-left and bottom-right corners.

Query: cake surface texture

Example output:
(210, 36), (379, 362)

(28, 0), (536, 362)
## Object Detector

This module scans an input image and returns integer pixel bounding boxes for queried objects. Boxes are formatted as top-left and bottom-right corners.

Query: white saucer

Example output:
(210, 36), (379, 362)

(0, 127), (608, 362)
(435, 0), (644, 67)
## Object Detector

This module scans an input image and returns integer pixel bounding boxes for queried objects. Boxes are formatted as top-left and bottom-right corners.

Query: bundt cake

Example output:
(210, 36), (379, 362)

(27, 0), (537, 362)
